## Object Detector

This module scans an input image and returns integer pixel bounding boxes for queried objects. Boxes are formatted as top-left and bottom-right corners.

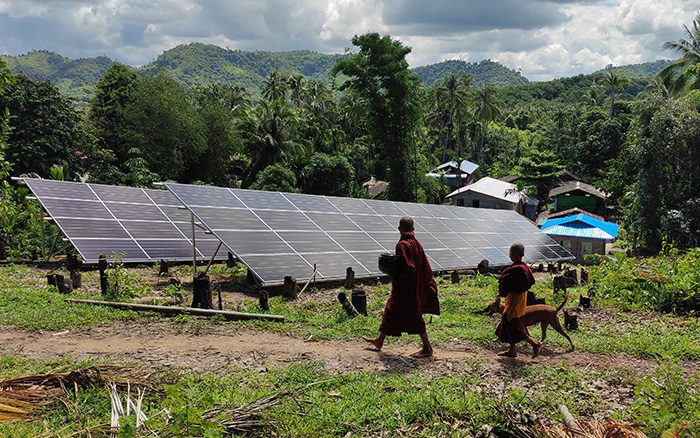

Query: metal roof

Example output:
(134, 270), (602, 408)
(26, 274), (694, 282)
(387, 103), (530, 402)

(548, 181), (608, 199)
(446, 177), (538, 206)
(540, 213), (619, 240)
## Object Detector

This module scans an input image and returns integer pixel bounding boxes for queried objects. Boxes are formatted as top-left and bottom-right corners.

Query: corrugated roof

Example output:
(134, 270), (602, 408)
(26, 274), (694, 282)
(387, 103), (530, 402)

(549, 181), (608, 199)
(433, 160), (479, 174)
(446, 177), (538, 205)
(540, 213), (619, 240)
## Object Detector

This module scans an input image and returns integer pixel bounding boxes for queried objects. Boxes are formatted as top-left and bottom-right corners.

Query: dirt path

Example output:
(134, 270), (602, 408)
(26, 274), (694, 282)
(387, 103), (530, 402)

(0, 319), (666, 376)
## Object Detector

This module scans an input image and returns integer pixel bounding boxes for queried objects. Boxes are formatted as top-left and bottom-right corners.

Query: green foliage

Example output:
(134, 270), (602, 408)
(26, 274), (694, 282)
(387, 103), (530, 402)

(301, 152), (354, 196)
(0, 74), (92, 178)
(586, 249), (700, 314)
(104, 252), (151, 302)
(333, 33), (422, 201)
(629, 360), (700, 437)
(0, 264), (141, 331)
(249, 164), (300, 193)
(594, 60), (674, 79)
(413, 59), (529, 88)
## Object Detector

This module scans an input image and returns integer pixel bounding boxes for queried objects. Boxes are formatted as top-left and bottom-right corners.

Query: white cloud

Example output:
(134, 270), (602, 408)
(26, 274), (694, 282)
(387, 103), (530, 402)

(0, 0), (698, 80)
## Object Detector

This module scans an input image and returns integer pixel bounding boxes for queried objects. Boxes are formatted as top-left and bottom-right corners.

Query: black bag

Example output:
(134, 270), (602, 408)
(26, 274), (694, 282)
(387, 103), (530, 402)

(378, 252), (402, 274)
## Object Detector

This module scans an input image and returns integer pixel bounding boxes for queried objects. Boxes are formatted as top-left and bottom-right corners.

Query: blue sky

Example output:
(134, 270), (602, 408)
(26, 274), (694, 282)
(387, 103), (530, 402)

(0, 0), (696, 81)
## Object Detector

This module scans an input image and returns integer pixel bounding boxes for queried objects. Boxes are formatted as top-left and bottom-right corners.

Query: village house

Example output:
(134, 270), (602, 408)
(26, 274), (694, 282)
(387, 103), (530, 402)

(445, 177), (538, 220)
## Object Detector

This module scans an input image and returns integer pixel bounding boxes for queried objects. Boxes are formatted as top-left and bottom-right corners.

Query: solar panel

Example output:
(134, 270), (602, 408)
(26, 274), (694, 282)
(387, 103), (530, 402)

(164, 183), (574, 285)
(21, 178), (224, 263)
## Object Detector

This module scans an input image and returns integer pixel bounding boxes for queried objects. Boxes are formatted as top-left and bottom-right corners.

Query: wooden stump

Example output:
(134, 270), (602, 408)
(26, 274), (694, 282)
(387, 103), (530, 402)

(55, 273), (72, 294)
(0, 238), (6, 261)
(580, 268), (589, 283)
(259, 289), (269, 311)
(344, 267), (355, 289)
(226, 252), (237, 268)
(451, 271), (460, 284)
(47, 271), (57, 287)
(351, 289), (367, 315)
(579, 295), (591, 308)
(159, 259), (170, 277)
(553, 275), (567, 294)
(564, 310), (579, 330)
(283, 276), (298, 300)
(477, 259), (489, 275)
(70, 270), (82, 289)
(191, 271), (213, 309)
(337, 292), (359, 317)
(98, 254), (109, 296)
(31, 248), (38, 261)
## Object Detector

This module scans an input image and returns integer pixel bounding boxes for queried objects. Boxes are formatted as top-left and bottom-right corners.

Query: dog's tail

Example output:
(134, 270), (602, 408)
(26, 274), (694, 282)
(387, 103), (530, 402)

(556, 290), (570, 313)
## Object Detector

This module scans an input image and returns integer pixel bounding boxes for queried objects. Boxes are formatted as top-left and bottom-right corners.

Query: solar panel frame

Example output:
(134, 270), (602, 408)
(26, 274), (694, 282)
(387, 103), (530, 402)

(163, 183), (575, 286)
(21, 178), (224, 263)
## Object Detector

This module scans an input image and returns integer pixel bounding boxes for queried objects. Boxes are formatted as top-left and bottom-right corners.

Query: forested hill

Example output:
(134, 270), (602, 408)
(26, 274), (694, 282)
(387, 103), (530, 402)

(592, 59), (673, 79)
(411, 59), (529, 87)
(2, 43), (672, 103)
(137, 43), (342, 90)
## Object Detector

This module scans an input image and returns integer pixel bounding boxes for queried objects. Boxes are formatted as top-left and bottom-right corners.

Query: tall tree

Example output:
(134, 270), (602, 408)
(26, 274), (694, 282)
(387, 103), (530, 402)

(658, 12), (700, 96)
(0, 74), (91, 178)
(0, 59), (14, 186)
(333, 33), (422, 201)
(600, 70), (630, 117)
(473, 85), (502, 164)
(437, 74), (472, 161)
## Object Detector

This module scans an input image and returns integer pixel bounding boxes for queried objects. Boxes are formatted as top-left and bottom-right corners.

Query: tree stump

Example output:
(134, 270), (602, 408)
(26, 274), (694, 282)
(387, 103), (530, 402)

(351, 289), (367, 315)
(579, 295), (591, 308)
(477, 259), (489, 275)
(564, 310), (579, 330)
(70, 270), (82, 289)
(451, 271), (460, 284)
(226, 252), (237, 268)
(191, 271), (213, 309)
(55, 273), (72, 294)
(337, 292), (360, 317)
(98, 254), (108, 296)
(259, 288), (269, 311)
(344, 267), (355, 289)
(283, 276), (298, 300)
(47, 271), (57, 287)
(0, 238), (6, 261)
(580, 268), (589, 283)
(159, 259), (170, 277)
(31, 248), (38, 261)
(553, 275), (567, 294)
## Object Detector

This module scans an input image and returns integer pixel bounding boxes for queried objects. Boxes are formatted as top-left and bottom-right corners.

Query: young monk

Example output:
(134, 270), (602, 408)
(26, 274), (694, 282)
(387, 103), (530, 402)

(495, 242), (542, 359)
(363, 216), (440, 358)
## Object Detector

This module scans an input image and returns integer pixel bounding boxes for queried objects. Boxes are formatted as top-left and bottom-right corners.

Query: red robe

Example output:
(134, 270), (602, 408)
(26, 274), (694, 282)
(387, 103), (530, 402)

(379, 231), (440, 336)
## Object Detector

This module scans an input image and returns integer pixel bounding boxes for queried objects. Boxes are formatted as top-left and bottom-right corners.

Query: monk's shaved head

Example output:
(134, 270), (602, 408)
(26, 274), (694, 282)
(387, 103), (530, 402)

(399, 216), (414, 232)
(510, 242), (525, 259)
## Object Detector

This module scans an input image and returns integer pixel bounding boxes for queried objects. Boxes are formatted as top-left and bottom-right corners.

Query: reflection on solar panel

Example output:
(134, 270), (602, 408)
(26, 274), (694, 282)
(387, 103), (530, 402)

(164, 183), (574, 286)
(21, 178), (223, 263)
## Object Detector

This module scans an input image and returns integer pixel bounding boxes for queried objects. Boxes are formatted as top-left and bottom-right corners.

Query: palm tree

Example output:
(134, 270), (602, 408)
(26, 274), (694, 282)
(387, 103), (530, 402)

(658, 12), (700, 96)
(437, 74), (472, 161)
(472, 85), (502, 164)
(261, 71), (290, 103)
(238, 100), (309, 188)
(600, 70), (630, 117)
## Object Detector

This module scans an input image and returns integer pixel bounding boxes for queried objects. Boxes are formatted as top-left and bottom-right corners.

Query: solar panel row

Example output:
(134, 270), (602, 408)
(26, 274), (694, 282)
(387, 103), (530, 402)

(22, 178), (223, 263)
(164, 183), (573, 285)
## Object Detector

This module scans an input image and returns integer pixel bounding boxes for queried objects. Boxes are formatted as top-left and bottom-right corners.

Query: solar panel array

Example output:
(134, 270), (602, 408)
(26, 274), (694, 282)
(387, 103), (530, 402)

(22, 178), (224, 263)
(164, 183), (574, 285)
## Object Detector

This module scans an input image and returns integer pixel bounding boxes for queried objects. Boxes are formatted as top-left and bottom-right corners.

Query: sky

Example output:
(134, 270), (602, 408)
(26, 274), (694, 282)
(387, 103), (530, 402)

(0, 0), (697, 82)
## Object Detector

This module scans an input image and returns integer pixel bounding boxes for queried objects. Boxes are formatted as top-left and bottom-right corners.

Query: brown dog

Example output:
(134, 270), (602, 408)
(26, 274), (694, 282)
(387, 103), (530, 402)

(487, 292), (575, 351)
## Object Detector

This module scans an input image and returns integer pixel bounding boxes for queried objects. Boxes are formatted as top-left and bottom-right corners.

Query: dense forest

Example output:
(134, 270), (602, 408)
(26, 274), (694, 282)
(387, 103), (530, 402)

(1, 14), (700, 258)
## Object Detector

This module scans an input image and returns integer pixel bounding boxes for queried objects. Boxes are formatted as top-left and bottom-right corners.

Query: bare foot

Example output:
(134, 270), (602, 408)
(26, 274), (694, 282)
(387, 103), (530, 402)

(410, 347), (433, 358)
(363, 336), (383, 351)
(532, 342), (542, 359)
(497, 350), (517, 357)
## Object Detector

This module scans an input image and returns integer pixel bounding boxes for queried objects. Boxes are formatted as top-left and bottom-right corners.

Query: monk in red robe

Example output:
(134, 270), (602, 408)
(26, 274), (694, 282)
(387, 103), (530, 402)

(495, 242), (542, 358)
(364, 216), (440, 358)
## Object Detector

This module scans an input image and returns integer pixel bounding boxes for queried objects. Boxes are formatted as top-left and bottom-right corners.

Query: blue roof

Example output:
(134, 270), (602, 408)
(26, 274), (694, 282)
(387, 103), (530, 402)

(540, 213), (619, 240)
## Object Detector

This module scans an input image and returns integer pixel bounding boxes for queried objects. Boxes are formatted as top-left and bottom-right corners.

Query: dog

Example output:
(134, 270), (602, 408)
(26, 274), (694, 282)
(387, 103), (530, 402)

(487, 292), (575, 351)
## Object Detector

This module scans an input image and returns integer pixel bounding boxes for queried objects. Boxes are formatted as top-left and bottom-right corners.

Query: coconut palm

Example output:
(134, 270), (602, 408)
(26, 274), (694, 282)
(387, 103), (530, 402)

(436, 74), (472, 161)
(472, 85), (502, 164)
(658, 12), (700, 96)
(600, 70), (630, 117)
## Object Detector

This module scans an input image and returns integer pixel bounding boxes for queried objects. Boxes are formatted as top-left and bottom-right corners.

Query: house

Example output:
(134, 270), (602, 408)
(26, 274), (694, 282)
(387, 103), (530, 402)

(540, 213), (619, 264)
(426, 160), (479, 188)
(548, 181), (607, 216)
(446, 177), (539, 220)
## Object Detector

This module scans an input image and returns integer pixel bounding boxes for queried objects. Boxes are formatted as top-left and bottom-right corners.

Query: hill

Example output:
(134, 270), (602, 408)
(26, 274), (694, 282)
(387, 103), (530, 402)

(411, 59), (529, 87)
(2, 50), (114, 101)
(593, 59), (674, 79)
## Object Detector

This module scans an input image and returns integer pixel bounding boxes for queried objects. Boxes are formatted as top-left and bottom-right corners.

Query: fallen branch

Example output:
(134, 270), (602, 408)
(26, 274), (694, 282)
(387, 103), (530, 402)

(66, 298), (285, 322)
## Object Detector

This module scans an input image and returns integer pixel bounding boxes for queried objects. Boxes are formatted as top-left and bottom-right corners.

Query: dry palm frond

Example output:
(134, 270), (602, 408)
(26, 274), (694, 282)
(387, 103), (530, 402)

(540, 419), (648, 438)
(0, 363), (148, 425)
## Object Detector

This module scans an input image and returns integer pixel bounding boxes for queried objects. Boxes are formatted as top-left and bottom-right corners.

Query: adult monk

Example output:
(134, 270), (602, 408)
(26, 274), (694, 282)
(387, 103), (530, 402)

(495, 242), (542, 358)
(363, 216), (440, 358)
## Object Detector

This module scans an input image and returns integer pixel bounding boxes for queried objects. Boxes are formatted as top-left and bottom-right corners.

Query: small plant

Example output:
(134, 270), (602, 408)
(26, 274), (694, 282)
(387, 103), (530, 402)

(105, 251), (150, 302)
